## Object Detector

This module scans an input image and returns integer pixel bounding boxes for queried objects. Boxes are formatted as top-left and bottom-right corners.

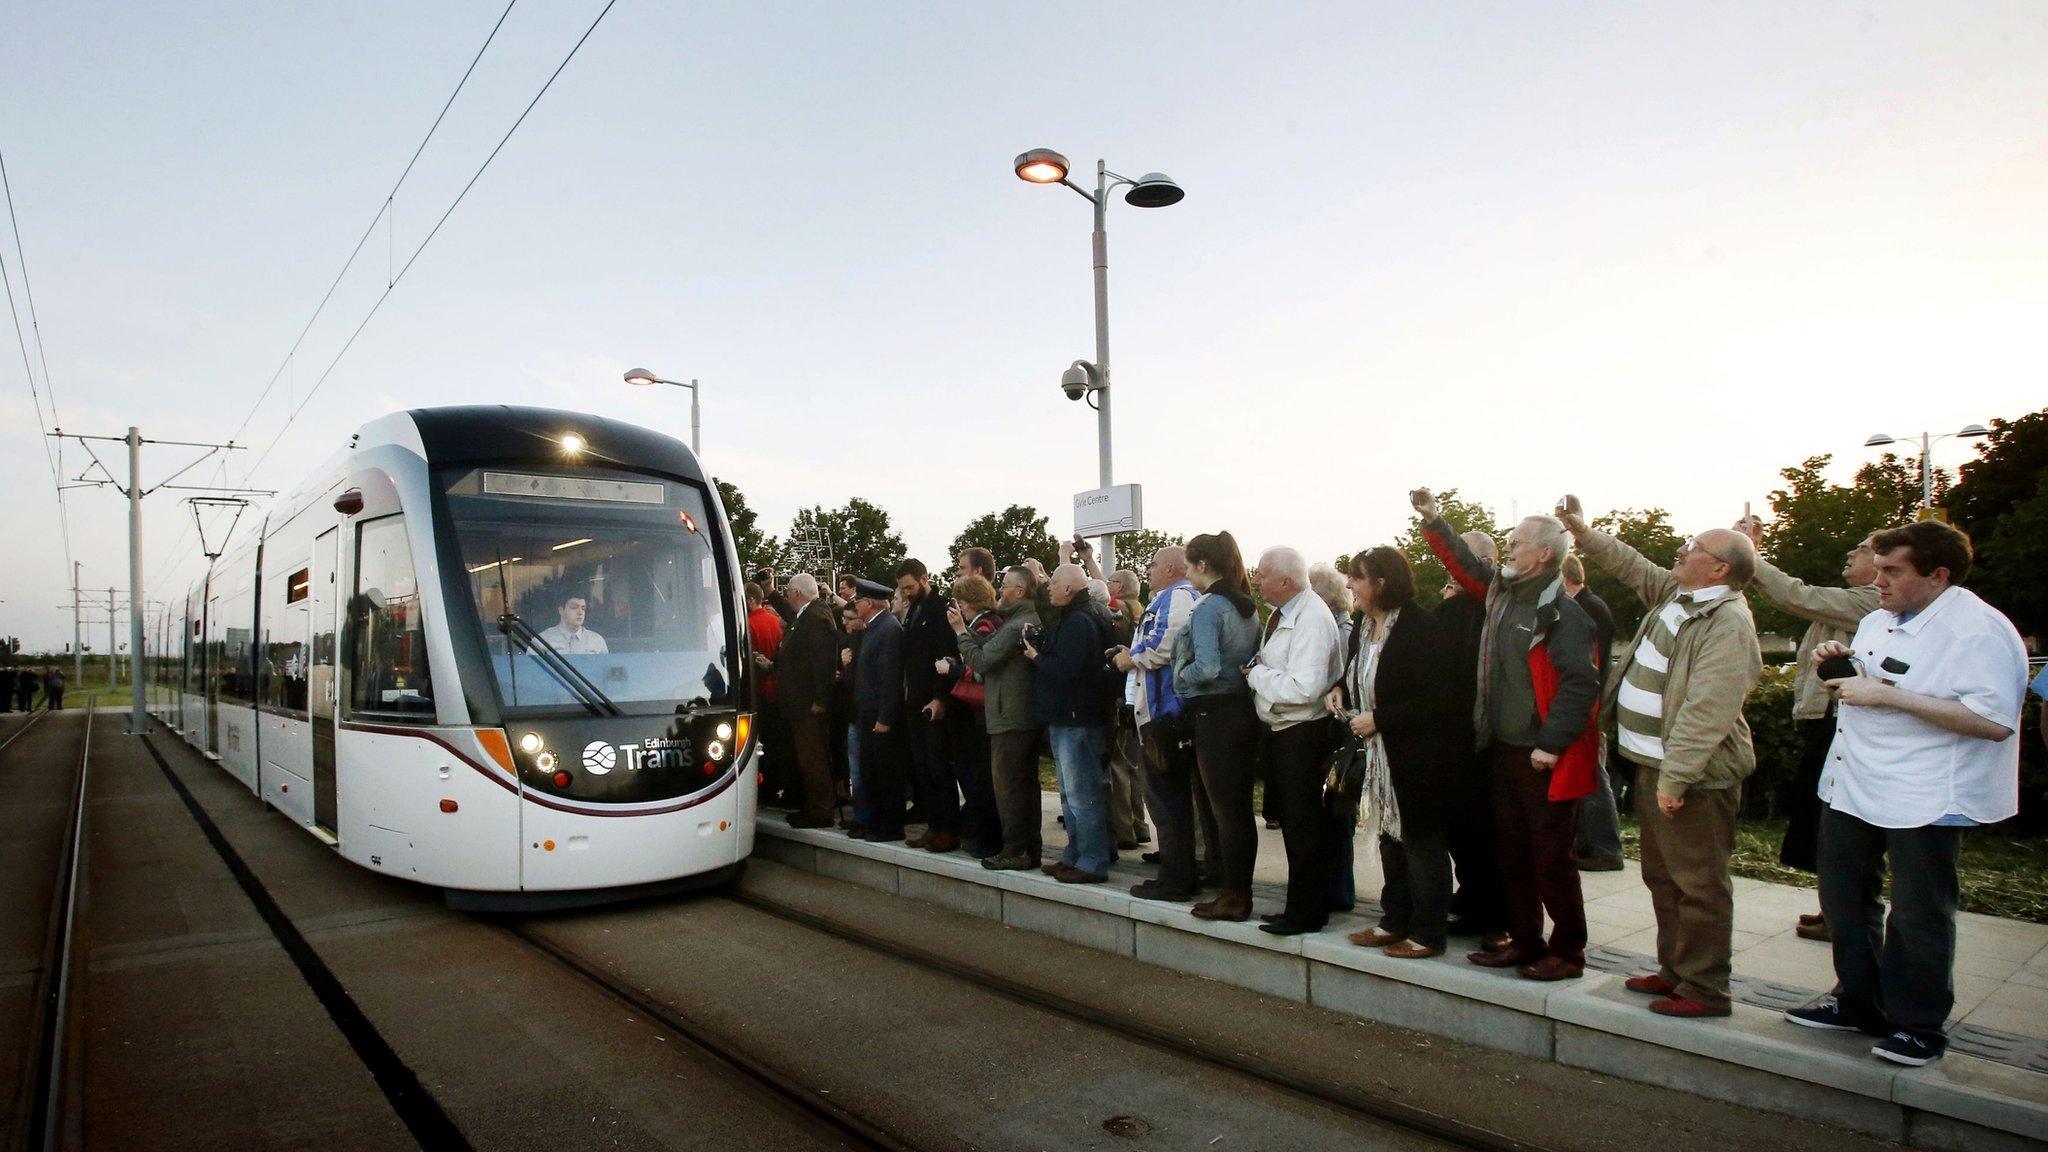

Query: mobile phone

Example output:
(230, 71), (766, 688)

(1818, 653), (1858, 681)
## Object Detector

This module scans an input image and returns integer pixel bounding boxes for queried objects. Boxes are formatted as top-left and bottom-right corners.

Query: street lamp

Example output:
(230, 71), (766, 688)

(624, 368), (702, 456)
(1864, 423), (1990, 511)
(1014, 147), (1183, 573)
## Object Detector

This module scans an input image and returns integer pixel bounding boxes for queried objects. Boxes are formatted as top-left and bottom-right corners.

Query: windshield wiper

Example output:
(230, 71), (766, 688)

(500, 613), (620, 717)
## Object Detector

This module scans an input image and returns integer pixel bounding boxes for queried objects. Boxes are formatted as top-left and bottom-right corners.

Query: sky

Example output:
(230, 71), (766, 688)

(3, 2), (2044, 650)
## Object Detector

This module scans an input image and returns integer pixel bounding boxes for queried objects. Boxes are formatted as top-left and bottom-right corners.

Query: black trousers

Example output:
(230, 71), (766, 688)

(906, 708), (960, 834)
(1140, 715), (1202, 890)
(1378, 826), (1454, 949)
(1266, 718), (1338, 925)
(1818, 805), (1964, 1037)
(1777, 717), (1831, 874)
(1448, 751), (1508, 933)
(1190, 692), (1261, 891)
(859, 722), (912, 838)
(953, 712), (1001, 851)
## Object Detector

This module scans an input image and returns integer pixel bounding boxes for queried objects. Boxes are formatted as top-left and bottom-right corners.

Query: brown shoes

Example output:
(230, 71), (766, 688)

(1796, 919), (1831, 942)
(905, 832), (935, 849)
(1384, 940), (1444, 959)
(922, 832), (959, 854)
(1480, 932), (1512, 952)
(1191, 890), (1252, 922)
(1348, 927), (1402, 948)
(1516, 956), (1585, 981)
(1040, 861), (1067, 875)
(1467, 945), (1541, 968)
(1625, 973), (1679, 996)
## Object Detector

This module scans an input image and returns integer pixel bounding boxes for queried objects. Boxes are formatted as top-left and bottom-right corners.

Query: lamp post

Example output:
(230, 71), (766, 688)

(1014, 148), (1183, 573)
(1864, 423), (1990, 513)
(624, 368), (702, 456)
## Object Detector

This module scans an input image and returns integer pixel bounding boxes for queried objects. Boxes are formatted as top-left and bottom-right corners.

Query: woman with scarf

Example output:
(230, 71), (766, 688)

(1329, 546), (1461, 958)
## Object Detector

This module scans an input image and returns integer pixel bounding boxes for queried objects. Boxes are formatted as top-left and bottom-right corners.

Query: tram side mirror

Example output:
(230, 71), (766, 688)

(334, 489), (365, 516)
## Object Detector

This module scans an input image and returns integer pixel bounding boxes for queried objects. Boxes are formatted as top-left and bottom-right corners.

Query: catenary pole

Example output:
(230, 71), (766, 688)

(129, 427), (145, 731)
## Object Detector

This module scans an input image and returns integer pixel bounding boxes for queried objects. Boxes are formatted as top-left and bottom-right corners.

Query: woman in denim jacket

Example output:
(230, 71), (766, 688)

(1173, 531), (1265, 921)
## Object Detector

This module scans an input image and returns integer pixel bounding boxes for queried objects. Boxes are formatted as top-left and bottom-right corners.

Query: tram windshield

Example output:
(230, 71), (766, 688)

(440, 466), (734, 716)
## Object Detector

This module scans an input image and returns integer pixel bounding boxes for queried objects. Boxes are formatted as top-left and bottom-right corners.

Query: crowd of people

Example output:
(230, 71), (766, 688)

(742, 488), (2035, 1070)
(0, 665), (67, 712)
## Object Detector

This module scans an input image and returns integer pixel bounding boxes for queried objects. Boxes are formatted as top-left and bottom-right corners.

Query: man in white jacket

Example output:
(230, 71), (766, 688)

(1248, 546), (1344, 936)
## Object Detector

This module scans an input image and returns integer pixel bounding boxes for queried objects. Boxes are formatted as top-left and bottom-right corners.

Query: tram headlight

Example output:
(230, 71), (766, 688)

(518, 731), (545, 755)
(705, 740), (726, 761)
(715, 722), (733, 741)
(535, 750), (558, 772)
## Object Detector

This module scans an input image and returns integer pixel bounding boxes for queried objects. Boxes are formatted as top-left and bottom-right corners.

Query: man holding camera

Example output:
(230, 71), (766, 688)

(1025, 564), (1120, 882)
(1112, 546), (1204, 899)
(1560, 498), (1761, 1018)
(1788, 521), (2026, 1067)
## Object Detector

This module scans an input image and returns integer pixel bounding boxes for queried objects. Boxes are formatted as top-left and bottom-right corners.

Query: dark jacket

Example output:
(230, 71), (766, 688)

(956, 598), (1040, 734)
(777, 601), (840, 714)
(900, 590), (959, 711)
(1574, 587), (1615, 670)
(853, 612), (904, 726)
(1342, 607), (1461, 830)
(1425, 518), (1602, 802)
(1434, 591), (1485, 752)
(1031, 592), (1115, 729)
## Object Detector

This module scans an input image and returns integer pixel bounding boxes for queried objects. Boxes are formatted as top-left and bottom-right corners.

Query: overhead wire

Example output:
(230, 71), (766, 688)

(0, 146), (75, 577)
(223, 0), (520, 452)
(239, 0), (622, 487)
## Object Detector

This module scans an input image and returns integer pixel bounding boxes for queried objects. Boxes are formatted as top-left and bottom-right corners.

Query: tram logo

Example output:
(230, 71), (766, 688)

(582, 738), (690, 775)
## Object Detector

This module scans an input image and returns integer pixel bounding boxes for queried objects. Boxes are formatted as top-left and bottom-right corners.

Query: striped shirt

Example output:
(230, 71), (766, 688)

(1615, 586), (1726, 768)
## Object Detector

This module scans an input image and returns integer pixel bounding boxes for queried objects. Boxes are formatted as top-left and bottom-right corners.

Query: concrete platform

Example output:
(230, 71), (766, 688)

(754, 802), (2048, 1150)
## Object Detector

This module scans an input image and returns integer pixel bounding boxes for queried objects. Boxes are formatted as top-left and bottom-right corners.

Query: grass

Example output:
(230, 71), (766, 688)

(1620, 814), (2048, 926)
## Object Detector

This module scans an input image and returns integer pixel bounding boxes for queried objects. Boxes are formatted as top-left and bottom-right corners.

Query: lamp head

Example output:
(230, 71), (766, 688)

(1864, 433), (1896, 448)
(1958, 423), (1990, 438)
(624, 367), (658, 386)
(1123, 172), (1184, 208)
(1014, 148), (1070, 184)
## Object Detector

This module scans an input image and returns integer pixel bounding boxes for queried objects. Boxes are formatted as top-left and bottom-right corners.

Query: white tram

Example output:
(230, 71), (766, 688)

(148, 406), (758, 907)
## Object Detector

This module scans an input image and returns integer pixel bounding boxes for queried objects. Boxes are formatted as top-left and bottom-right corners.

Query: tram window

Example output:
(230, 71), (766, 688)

(286, 568), (310, 604)
(261, 565), (309, 713)
(347, 515), (434, 719)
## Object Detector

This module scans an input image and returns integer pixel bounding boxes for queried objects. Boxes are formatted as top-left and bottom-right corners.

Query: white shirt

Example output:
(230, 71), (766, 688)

(1247, 589), (1343, 731)
(537, 623), (609, 655)
(1819, 586), (2026, 828)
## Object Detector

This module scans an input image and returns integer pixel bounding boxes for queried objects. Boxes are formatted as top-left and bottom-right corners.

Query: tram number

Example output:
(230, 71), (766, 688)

(581, 739), (690, 776)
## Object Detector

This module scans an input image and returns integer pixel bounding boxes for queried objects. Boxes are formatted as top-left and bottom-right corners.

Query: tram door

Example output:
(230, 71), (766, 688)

(205, 595), (221, 754)
(311, 528), (340, 835)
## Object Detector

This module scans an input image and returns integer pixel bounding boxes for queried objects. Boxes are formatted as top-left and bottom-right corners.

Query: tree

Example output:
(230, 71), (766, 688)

(1751, 455), (1901, 638)
(787, 498), (906, 585)
(1860, 452), (1951, 523)
(1109, 528), (1186, 577)
(1944, 407), (2048, 639)
(946, 505), (1062, 581)
(1584, 508), (1684, 639)
(714, 479), (779, 571)
(1393, 488), (1501, 610)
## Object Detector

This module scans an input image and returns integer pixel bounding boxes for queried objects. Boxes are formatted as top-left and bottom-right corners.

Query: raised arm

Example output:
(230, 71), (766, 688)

(1568, 519), (1677, 607)
(1748, 557), (1881, 629)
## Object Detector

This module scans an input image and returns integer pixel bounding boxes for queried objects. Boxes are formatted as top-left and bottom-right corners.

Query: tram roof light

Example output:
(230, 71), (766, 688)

(560, 433), (585, 455)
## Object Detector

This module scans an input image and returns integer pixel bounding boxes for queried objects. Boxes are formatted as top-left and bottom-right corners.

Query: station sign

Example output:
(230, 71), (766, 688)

(1074, 483), (1143, 537)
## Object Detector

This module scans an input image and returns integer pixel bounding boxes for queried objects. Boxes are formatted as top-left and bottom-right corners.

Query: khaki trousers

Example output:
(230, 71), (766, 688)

(787, 708), (836, 821)
(1634, 764), (1739, 1008)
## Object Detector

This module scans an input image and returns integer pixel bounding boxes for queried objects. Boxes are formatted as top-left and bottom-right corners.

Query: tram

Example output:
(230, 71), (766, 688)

(148, 406), (757, 907)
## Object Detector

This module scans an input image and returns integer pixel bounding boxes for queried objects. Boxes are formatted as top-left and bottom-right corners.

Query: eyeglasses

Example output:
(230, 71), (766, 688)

(1679, 537), (1735, 566)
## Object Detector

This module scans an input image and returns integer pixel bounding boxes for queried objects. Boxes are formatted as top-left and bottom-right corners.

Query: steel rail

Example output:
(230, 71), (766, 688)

(727, 889), (1549, 1152)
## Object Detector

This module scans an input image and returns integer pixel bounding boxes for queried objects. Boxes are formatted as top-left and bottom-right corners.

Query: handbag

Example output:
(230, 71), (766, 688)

(949, 677), (986, 708)
(1321, 733), (1368, 813)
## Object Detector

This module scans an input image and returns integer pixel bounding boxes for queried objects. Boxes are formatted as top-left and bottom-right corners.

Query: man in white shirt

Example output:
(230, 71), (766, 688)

(1785, 521), (2026, 1067)
(538, 595), (608, 655)
(1247, 547), (1344, 936)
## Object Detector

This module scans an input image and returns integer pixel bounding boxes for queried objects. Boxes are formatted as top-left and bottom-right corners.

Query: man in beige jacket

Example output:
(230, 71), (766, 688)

(1736, 519), (1882, 940)
(1560, 498), (1762, 1018)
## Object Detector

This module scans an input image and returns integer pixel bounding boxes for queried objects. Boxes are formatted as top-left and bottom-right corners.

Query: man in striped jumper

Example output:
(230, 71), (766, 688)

(1560, 499), (1763, 1018)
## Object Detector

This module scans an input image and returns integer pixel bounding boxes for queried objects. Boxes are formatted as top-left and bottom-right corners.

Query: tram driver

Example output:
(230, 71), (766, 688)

(539, 594), (609, 655)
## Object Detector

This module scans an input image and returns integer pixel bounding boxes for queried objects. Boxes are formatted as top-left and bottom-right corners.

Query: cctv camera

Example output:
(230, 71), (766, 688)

(1061, 361), (1094, 402)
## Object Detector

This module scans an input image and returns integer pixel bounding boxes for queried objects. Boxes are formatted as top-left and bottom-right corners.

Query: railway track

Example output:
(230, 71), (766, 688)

(11, 702), (89, 1152)
(119, 716), (1564, 1152)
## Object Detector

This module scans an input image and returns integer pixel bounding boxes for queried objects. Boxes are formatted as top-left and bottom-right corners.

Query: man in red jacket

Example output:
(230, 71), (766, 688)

(1414, 488), (1603, 981)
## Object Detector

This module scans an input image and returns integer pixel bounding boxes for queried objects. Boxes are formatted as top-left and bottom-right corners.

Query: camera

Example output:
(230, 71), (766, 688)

(1060, 361), (1094, 402)
(1022, 624), (1043, 647)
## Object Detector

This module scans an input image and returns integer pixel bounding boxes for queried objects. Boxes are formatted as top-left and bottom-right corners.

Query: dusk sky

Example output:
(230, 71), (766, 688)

(3, 2), (2044, 649)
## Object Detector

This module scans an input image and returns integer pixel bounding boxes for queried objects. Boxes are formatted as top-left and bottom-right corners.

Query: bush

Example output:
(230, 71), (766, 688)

(1739, 664), (1803, 820)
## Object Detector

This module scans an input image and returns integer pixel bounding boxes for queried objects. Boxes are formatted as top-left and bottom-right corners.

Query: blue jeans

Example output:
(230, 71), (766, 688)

(1574, 757), (1624, 860)
(1049, 724), (1114, 875)
(847, 722), (871, 828)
